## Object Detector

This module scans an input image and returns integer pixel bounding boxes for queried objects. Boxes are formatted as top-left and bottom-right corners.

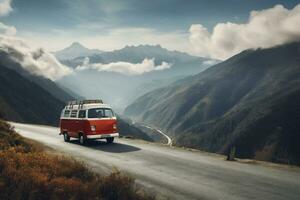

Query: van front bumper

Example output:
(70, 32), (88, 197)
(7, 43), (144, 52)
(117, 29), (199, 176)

(86, 133), (119, 139)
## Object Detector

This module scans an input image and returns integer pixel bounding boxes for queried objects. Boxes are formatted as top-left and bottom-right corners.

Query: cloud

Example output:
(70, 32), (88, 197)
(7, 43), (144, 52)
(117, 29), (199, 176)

(76, 57), (172, 75)
(189, 4), (300, 60)
(0, 0), (12, 16)
(0, 22), (16, 35)
(202, 59), (219, 66)
(0, 35), (73, 80)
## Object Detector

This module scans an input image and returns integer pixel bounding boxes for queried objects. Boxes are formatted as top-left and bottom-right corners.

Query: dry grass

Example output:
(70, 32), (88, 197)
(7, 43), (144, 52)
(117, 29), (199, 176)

(254, 144), (276, 161)
(0, 120), (155, 200)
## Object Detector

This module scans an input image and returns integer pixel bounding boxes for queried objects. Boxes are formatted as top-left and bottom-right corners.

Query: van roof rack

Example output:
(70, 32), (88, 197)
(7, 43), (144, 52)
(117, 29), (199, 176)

(66, 99), (103, 109)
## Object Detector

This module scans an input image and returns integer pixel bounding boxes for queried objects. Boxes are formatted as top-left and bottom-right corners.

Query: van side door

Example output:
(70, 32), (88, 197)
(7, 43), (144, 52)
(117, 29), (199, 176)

(78, 110), (87, 134)
(69, 110), (78, 137)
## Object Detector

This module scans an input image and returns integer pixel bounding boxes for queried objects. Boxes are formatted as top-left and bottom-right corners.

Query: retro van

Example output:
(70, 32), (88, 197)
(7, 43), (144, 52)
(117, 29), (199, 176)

(59, 100), (119, 145)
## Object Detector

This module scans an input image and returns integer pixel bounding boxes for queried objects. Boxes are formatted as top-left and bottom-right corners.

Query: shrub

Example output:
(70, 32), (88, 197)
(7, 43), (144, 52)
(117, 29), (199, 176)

(0, 121), (154, 200)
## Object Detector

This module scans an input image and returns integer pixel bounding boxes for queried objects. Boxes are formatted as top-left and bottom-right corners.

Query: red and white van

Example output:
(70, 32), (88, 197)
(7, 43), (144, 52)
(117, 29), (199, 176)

(59, 100), (119, 145)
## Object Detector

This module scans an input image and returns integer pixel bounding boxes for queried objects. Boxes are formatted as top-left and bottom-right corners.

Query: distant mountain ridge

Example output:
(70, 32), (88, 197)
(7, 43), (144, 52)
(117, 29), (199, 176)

(55, 42), (103, 60)
(89, 44), (204, 65)
(58, 44), (218, 110)
(125, 42), (300, 165)
(61, 44), (216, 68)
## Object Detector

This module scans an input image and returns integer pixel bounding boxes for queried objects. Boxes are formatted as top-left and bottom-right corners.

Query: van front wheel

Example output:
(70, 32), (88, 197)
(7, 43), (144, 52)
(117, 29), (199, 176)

(106, 137), (114, 144)
(79, 134), (86, 145)
(63, 133), (70, 142)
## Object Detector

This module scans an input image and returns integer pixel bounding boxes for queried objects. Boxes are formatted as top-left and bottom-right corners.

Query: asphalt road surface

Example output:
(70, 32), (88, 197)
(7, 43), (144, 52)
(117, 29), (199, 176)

(11, 122), (300, 200)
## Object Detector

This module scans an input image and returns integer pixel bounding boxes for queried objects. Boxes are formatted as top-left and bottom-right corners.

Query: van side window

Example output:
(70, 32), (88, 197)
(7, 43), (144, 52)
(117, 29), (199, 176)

(78, 110), (86, 118)
(88, 109), (103, 118)
(64, 110), (70, 117)
(70, 110), (78, 118)
(88, 108), (115, 118)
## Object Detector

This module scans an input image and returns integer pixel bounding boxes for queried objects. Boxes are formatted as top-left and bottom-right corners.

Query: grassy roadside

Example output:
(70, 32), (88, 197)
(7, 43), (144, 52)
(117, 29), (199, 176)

(0, 120), (155, 200)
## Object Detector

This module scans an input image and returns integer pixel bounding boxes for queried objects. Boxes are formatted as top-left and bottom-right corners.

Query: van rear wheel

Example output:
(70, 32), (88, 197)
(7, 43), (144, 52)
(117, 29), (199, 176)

(106, 137), (114, 144)
(79, 134), (86, 145)
(63, 132), (70, 142)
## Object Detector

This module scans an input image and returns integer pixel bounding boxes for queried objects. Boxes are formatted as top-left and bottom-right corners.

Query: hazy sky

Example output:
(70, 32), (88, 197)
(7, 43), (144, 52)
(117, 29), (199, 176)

(0, 0), (300, 58)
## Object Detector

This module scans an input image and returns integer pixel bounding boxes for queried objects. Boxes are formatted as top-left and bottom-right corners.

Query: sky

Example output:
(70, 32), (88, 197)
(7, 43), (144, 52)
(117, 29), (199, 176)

(0, 0), (300, 60)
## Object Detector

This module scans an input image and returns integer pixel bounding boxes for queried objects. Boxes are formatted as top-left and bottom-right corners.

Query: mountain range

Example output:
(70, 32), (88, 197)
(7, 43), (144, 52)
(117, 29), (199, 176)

(125, 42), (300, 164)
(55, 42), (103, 60)
(57, 43), (218, 111)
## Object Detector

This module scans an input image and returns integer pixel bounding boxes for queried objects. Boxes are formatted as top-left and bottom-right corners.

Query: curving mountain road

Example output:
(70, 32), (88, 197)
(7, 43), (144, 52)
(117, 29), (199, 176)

(139, 124), (173, 146)
(11, 122), (300, 200)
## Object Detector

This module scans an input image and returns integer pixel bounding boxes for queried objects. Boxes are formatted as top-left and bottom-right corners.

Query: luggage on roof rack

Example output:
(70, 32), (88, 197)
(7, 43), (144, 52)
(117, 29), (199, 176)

(66, 99), (103, 109)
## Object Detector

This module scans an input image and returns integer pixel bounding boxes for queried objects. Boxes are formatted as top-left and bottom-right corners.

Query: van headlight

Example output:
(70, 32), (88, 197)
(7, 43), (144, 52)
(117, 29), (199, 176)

(113, 124), (117, 129)
(90, 125), (96, 131)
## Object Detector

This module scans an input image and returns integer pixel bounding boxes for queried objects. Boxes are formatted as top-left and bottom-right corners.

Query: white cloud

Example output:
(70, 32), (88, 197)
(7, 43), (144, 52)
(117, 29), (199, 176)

(189, 4), (300, 60)
(0, 0), (12, 16)
(0, 22), (16, 35)
(0, 35), (73, 80)
(0, 2), (69, 81)
(202, 59), (219, 66)
(76, 57), (172, 75)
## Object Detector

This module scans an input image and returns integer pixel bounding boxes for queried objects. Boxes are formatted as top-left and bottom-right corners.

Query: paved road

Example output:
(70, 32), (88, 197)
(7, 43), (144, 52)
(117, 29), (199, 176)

(11, 122), (300, 200)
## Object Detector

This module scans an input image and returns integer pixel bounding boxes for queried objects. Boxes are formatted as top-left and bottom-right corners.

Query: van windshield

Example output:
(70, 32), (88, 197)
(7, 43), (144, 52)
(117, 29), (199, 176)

(88, 108), (115, 118)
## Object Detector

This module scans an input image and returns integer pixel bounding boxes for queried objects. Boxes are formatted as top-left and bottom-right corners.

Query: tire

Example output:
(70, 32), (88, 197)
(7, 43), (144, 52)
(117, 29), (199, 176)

(106, 137), (114, 144)
(63, 132), (70, 142)
(79, 134), (86, 145)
